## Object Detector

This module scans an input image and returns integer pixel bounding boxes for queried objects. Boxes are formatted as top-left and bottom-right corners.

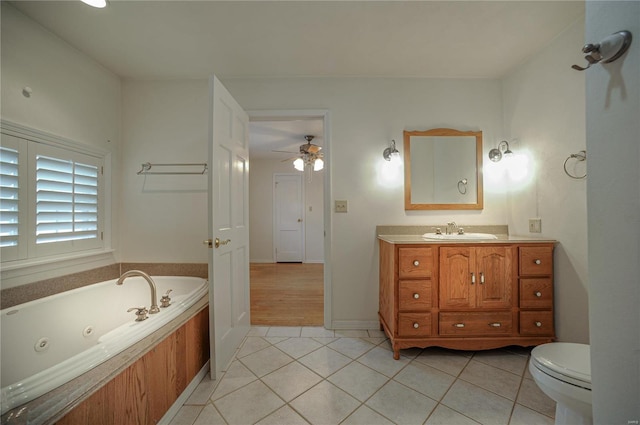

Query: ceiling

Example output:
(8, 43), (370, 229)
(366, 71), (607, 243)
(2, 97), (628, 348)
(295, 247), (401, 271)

(9, 0), (585, 159)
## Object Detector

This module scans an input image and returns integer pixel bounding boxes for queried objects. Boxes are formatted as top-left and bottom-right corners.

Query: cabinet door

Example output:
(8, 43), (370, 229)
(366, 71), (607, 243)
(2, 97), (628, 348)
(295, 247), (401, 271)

(476, 247), (513, 309)
(439, 247), (475, 309)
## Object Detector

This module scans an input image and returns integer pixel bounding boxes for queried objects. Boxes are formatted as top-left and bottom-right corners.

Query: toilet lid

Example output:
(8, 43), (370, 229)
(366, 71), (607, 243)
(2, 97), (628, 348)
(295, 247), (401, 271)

(531, 343), (591, 390)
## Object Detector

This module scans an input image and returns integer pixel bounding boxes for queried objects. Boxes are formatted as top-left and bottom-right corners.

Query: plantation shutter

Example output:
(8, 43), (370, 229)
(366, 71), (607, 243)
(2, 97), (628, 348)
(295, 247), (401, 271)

(35, 154), (99, 244)
(0, 146), (20, 248)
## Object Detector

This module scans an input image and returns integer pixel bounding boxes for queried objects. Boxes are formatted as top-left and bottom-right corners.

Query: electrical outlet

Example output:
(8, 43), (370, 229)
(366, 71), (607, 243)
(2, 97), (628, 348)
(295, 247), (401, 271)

(335, 200), (348, 213)
(529, 218), (542, 233)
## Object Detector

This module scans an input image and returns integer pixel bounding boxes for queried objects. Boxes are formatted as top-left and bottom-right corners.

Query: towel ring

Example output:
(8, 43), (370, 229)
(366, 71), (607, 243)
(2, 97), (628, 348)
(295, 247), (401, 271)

(457, 178), (468, 195)
(564, 150), (587, 179)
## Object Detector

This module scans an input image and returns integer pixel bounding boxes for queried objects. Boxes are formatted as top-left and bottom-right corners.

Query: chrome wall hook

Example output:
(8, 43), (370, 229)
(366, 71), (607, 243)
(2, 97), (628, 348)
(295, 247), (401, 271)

(572, 30), (632, 71)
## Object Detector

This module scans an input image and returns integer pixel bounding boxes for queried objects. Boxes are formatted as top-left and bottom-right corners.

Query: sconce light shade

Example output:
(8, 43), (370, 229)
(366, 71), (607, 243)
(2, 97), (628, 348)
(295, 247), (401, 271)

(488, 141), (513, 162)
(313, 158), (324, 171)
(383, 140), (400, 162)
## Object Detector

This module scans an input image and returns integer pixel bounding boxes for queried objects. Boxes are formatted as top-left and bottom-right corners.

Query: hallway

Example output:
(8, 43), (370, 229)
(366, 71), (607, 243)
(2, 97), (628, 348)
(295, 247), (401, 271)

(250, 263), (324, 326)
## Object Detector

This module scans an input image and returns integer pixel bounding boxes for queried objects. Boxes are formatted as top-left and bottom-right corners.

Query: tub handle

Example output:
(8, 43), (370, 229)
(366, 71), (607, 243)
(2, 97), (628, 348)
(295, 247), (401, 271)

(161, 289), (173, 308)
(127, 306), (149, 321)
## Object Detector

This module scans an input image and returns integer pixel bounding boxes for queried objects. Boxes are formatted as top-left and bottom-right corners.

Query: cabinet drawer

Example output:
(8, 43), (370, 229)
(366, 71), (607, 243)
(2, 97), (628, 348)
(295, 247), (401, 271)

(398, 313), (432, 337)
(439, 312), (512, 336)
(520, 279), (553, 308)
(399, 247), (434, 279)
(519, 247), (553, 276)
(520, 311), (554, 335)
(399, 280), (432, 311)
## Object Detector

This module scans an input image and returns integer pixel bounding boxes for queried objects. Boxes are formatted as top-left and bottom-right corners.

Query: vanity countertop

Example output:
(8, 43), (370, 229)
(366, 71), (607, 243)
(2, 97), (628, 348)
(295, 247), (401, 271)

(378, 234), (557, 244)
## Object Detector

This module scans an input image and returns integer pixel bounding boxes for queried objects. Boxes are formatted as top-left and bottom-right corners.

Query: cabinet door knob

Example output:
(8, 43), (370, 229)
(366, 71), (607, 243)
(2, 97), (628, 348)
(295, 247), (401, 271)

(413, 293), (420, 299)
(534, 291), (542, 297)
(413, 322), (419, 329)
(413, 260), (420, 266)
(489, 322), (502, 327)
(470, 272), (475, 285)
(535, 321), (542, 327)
(534, 259), (542, 265)
(453, 323), (465, 328)
(480, 272), (485, 284)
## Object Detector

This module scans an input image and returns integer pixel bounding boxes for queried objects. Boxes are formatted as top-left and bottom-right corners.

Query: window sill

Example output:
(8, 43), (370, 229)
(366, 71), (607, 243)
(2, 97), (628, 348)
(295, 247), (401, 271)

(0, 249), (117, 290)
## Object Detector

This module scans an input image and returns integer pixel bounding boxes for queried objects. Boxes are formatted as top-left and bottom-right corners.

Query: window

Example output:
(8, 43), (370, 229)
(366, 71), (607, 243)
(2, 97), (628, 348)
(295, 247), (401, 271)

(0, 130), (105, 263)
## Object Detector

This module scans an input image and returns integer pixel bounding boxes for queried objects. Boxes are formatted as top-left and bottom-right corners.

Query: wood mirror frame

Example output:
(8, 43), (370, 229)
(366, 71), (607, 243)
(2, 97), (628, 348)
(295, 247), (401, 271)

(404, 128), (483, 210)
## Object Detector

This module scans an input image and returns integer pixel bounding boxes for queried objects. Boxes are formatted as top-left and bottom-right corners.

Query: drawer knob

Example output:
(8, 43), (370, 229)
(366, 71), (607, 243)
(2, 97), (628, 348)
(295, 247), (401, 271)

(413, 260), (420, 266)
(453, 323), (465, 328)
(534, 259), (542, 265)
(413, 293), (420, 299)
(488, 322), (502, 327)
(413, 322), (419, 329)
(535, 321), (542, 327)
(535, 291), (542, 297)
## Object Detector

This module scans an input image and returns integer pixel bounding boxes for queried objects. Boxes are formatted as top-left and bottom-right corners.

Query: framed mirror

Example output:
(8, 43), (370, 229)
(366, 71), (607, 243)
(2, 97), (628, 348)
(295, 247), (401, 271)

(404, 128), (483, 210)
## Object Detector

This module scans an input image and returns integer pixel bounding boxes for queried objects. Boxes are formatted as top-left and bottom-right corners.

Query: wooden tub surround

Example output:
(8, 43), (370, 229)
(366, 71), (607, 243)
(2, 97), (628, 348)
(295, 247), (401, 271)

(379, 233), (556, 360)
(1, 298), (209, 425)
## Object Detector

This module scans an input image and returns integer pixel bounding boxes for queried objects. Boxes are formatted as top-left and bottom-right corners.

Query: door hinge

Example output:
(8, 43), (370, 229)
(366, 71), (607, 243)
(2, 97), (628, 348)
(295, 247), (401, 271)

(101, 231), (104, 240)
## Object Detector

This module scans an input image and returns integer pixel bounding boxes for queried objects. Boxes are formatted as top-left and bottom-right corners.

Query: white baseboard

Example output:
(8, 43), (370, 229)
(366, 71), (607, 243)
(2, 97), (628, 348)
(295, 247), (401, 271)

(331, 320), (380, 330)
(159, 360), (211, 425)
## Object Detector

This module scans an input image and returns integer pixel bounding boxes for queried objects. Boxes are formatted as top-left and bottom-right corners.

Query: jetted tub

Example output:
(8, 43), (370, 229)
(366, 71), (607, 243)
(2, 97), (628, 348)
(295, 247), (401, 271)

(0, 275), (208, 415)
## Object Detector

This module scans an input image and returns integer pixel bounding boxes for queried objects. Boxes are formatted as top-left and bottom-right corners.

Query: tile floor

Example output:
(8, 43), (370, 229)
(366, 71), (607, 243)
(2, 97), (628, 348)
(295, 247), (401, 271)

(168, 327), (556, 425)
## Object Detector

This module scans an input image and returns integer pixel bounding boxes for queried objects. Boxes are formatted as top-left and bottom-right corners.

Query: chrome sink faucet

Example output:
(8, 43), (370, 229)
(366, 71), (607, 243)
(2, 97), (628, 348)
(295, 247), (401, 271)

(446, 221), (457, 235)
(117, 270), (160, 314)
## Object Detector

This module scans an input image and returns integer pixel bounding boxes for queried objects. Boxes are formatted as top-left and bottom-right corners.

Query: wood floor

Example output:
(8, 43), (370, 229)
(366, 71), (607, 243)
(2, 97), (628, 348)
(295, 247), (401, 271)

(250, 262), (324, 326)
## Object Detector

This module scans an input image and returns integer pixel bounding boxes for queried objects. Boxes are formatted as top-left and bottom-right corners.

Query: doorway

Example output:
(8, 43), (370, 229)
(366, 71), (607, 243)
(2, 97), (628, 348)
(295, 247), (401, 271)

(247, 110), (331, 328)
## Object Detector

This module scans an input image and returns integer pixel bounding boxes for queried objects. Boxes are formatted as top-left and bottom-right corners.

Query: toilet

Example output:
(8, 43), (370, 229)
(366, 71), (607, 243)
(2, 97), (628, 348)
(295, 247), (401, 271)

(529, 343), (592, 425)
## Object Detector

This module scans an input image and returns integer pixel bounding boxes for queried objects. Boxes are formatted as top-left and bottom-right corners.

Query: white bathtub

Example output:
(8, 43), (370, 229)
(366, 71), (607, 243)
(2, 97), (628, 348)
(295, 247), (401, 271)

(0, 275), (208, 415)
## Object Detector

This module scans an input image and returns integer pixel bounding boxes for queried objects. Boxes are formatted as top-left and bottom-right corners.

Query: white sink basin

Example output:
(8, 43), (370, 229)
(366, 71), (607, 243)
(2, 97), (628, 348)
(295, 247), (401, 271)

(422, 232), (498, 240)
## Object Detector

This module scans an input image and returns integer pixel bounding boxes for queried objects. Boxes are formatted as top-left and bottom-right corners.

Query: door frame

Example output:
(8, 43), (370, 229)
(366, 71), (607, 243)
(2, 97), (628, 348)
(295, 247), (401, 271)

(273, 173), (305, 262)
(247, 109), (332, 329)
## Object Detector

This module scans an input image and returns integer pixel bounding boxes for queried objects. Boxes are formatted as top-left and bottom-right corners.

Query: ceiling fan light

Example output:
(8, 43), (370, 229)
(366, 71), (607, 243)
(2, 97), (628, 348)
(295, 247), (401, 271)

(293, 158), (304, 171)
(81, 0), (108, 8)
(313, 158), (324, 171)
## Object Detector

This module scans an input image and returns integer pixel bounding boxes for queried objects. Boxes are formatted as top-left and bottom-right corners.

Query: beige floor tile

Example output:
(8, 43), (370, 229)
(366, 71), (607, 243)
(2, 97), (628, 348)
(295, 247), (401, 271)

(211, 360), (257, 401)
(168, 405), (204, 425)
(266, 326), (302, 337)
(509, 403), (555, 425)
(237, 336), (271, 358)
(441, 380), (514, 425)
(394, 361), (456, 401)
(256, 405), (310, 425)
(415, 348), (472, 377)
(247, 326), (270, 336)
(425, 404), (481, 425)
(193, 404), (227, 425)
(239, 345), (294, 377)
(185, 376), (219, 405)
(262, 361), (323, 402)
(459, 360), (522, 400)
(472, 349), (528, 375)
(327, 361), (389, 402)
(214, 380), (284, 425)
(298, 346), (352, 377)
(290, 381), (360, 425)
(327, 337), (375, 359)
(334, 330), (370, 338)
(357, 346), (411, 377)
(516, 378), (556, 418)
(367, 329), (387, 338)
(301, 327), (335, 338)
(366, 380), (437, 425)
(342, 405), (395, 425)
(276, 337), (324, 359)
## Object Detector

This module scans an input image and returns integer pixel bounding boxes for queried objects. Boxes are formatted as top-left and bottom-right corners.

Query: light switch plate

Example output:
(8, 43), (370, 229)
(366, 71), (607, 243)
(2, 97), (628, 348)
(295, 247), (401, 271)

(335, 200), (348, 213)
(529, 218), (542, 233)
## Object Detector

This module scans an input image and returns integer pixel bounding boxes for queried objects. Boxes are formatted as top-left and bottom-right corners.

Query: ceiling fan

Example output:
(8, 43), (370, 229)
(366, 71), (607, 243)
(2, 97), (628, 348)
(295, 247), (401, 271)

(274, 135), (324, 171)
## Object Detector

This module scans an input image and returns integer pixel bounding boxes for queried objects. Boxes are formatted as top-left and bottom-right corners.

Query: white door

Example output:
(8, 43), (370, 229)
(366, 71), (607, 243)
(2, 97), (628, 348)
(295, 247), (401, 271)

(208, 75), (250, 379)
(274, 173), (304, 262)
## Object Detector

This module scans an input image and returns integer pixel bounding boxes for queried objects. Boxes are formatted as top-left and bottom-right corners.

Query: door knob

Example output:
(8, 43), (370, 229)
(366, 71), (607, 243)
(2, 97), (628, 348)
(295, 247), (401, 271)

(203, 239), (213, 248)
(214, 238), (231, 248)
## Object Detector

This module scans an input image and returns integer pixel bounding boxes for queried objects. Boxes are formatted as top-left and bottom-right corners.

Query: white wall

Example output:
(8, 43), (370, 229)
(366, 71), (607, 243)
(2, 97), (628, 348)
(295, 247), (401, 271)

(120, 80), (209, 263)
(223, 77), (504, 327)
(0, 3), (121, 285)
(585, 2), (640, 420)
(502, 18), (589, 343)
(249, 158), (324, 263)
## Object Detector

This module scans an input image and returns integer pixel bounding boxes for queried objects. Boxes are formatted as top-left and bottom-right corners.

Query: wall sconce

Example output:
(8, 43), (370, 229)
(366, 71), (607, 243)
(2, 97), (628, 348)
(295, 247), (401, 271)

(488, 141), (513, 162)
(383, 140), (401, 162)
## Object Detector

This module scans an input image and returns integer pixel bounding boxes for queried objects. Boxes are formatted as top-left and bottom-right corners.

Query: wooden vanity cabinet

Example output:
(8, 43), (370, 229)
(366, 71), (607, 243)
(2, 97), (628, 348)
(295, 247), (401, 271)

(379, 239), (555, 359)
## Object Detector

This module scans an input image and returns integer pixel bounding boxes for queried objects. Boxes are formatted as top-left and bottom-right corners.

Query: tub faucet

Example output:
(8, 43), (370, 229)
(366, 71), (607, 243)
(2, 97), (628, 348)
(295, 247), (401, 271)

(446, 221), (458, 235)
(117, 270), (160, 314)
